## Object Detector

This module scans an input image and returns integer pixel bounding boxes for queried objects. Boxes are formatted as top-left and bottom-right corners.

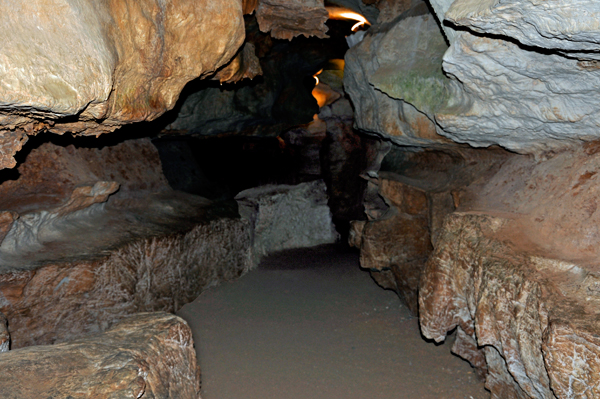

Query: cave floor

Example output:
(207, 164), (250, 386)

(178, 244), (489, 399)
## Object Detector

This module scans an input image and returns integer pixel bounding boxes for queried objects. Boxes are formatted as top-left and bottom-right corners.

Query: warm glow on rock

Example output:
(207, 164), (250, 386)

(326, 8), (370, 31)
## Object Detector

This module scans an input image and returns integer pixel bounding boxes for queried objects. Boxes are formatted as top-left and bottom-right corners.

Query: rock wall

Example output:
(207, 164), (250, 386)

(345, 0), (600, 155)
(1, 217), (253, 349)
(419, 210), (600, 399)
(0, 136), (255, 349)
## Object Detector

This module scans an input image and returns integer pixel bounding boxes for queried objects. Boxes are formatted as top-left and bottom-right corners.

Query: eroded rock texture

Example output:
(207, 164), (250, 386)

(0, 0), (245, 169)
(345, 0), (600, 154)
(344, 2), (454, 148)
(351, 144), (507, 314)
(256, 0), (329, 40)
(418, 145), (600, 399)
(236, 180), (339, 260)
(0, 137), (254, 348)
(354, 179), (431, 314)
(1, 216), (252, 349)
(0, 312), (201, 398)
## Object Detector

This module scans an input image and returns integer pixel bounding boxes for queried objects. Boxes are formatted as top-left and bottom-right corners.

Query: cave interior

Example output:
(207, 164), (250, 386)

(0, 0), (599, 398)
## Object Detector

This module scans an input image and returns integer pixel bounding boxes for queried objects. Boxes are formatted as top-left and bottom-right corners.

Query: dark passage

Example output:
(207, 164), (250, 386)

(178, 244), (488, 399)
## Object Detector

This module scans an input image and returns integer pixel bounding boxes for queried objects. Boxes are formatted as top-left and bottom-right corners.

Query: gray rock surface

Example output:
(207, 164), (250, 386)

(0, 0), (245, 169)
(236, 180), (339, 259)
(431, 0), (600, 153)
(346, 0), (600, 154)
(446, 0), (600, 52)
(435, 30), (600, 153)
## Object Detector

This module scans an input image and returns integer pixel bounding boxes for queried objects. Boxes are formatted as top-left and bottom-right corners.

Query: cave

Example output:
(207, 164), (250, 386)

(0, 1), (598, 398)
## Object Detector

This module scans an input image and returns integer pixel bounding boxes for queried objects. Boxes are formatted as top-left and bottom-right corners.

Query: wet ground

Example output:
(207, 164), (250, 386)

(178, 244), (489, 399)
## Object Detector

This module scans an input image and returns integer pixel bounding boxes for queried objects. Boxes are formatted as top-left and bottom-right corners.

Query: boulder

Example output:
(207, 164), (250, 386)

(236, 180), (339, 259)
(0, 312), (201, 398)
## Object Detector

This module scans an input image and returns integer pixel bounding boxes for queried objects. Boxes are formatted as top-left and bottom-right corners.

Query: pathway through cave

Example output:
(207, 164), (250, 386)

(178, 244), (488, 399)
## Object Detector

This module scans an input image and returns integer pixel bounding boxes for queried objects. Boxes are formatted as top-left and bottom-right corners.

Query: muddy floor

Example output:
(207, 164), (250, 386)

(178, 244), (489, 399)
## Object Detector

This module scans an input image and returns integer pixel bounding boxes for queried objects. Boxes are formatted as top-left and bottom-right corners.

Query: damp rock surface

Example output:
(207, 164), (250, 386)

(0, 312), (201, 399)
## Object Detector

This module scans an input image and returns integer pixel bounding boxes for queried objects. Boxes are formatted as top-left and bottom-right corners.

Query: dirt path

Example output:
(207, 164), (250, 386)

(178, 244), (489, 399)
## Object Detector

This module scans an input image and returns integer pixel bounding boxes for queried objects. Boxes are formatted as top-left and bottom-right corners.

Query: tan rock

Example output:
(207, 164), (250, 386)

(0, 0), (246, 169)
(358, 179), (431, 314)
(0, 312), (200, 398)
(213, 42), (263, 84)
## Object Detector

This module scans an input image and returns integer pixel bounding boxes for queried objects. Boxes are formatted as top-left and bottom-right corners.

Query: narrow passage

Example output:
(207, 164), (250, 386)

(178, 244), (488, 399)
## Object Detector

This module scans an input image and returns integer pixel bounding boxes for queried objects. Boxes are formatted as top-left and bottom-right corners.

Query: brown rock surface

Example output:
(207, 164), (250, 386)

(356, 178), (431, 314)
(0, 136), (254, 348)
(0, 312), (201, 398)
(0, 0), (246, 170)
(419, 207), (600, 399)
(212, 42), (263, 84)
(457, 145), (600, 265)
(0, 137), (168, 213)
(256, 0), (329, 40)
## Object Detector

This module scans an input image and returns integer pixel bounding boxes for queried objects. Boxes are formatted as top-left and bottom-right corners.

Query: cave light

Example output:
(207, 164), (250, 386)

(326, 8), (370, 32)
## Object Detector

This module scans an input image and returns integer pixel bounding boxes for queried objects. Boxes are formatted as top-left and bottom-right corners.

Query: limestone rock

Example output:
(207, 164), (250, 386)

(0, 312), (201, 398)
(256, 0), (329, 40)
(358, 179), (431, 314)
(0, 137), (254, 348)
(419, 0), (600, 153)
(419, 145), (600, 398)
(166, 15), (324, 137)
(446, 0), (600, 52)
(212, 42), (263, 84)
(0, 0), (245, 169)
(458, 144), (600, 263)
(236, 180), (339, 259)
(0, 216), (253, 348)
(419, 213), (562, 398)
(344, 5), (454, 148)
(434, 30), (600, 153)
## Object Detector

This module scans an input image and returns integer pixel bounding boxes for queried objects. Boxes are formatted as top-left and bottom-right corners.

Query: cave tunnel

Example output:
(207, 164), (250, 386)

(0, 1), (598, 398)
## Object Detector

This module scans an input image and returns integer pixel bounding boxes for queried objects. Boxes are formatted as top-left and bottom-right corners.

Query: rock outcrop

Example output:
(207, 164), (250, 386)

(352, 179), (431, 314)
(344, 2), (454, 148)
(1, 215), (253, 349)
(236, 180), (339, 260)
(345, 0), (600, 155)
(0, 0), (246, 169)
(0, 312), (201, 398)
(416, 144), (600, 398)
(0, 137), (254, 348)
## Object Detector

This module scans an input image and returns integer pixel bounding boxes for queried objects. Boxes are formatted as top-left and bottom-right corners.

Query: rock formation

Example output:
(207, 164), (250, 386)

(0, 312), (201, 398)
(0, 138), (254, 349)
(0, 0), (246, 169)
(236, 180), (340, 260)
(6, 0), (600, 397)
